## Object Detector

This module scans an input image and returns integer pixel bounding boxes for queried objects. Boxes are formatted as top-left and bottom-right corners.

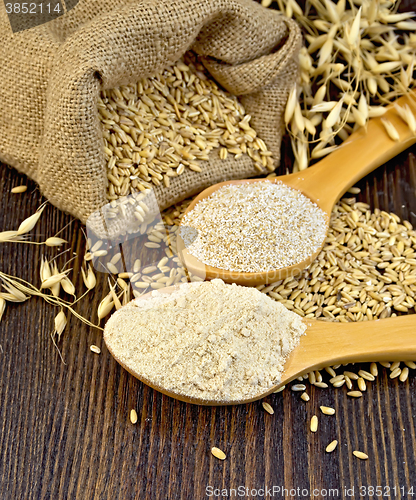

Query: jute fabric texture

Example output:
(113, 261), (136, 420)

(0, 0), (301, 224)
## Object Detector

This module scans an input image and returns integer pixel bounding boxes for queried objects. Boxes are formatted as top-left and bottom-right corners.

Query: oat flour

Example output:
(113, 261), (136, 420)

(104, 279), (306, 402)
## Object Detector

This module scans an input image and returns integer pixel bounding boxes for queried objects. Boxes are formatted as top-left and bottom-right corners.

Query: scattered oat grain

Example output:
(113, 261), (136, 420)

(310, 415), (318, 432)
(347, 391), (363, 398)
(326, 440), (338, 453)
(262, 402), (274, 414)
(130, 409), (138, 424)
(320, 406), (335, 415)
(211, 447), (226, 460)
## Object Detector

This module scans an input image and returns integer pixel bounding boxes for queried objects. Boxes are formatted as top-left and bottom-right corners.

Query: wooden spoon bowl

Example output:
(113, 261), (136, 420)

(103, 286), (416, 406)
(177, 91), (416, 286)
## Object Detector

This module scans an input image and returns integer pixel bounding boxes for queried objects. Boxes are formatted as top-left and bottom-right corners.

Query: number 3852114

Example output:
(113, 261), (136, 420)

(5, 3), (62, 14)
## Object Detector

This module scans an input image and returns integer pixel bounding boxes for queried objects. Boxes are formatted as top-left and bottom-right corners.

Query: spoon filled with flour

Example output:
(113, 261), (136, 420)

(104, 279), (306, 404)
(103, 279), (416, 405)
(180, 181), (328, 273)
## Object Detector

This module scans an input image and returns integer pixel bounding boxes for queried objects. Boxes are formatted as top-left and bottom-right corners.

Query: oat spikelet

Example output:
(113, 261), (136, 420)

(381, 12), (415, 23)
(318, 38), (333, 67)
(0, 297), (5, 322)
(0, 293), (22, 303)
(372, 61), (401, 74)
(50, 262), (61, 297)
(293, 102), (305, 132)
(0, 282), (29, 302)
(297, 142), (308, 171)
(40, 271), (69, 290)
(358, 94), (368, 123)
(311, 144), (338, 159)
(325, 99), (343, 128)
(81, 265), (96, 290)
(61, 277), (76, 296)
(381, 119), (400, 141)
(324, 0), (339, 24)
(311, 101), (336, 113)
(347, 7), (362, 48)
(40, 256), (52, 282)
(98, 293), (114, 320)
(122, 287), (131, 306)
(368, 106), (387, 118)
(0, 230), (21, 243)
(81, 267), (89, 289)
(16, 204), (46, 236)
(284, 86), (298, 124)
(44, 237), (67, 247)
(288, 0), (303, 16)
(367, 77), (377, 96)
(313, 85), (327, 106)
(396, 21), (416, 30)
(109, 280), (122, 310)
(395, 104), (416, 134)
(352, 106), (366, 128)
(54, 310), (67, 339)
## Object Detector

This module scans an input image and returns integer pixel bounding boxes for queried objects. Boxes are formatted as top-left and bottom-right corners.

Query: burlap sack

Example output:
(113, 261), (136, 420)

(0, 0), (301, 226)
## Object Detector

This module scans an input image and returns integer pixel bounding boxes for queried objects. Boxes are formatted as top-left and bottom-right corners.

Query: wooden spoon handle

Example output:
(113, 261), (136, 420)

(281, 314), (416, 384)
(286, 91), (416, 214)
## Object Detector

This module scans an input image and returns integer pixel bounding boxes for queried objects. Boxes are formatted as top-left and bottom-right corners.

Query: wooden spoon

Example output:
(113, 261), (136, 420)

(177, 91), (416, 286)
(104, 286), (416, 406)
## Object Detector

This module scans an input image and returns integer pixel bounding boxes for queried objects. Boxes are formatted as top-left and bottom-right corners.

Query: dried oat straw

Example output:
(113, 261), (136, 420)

(180, 181), (328, 272)
(104, 279), (306, 402)
(99, 57), (274, 200)
(263, 0), (416, 171)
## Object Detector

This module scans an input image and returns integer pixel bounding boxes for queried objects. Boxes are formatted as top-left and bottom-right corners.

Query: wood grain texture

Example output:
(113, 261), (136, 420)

(1, 151), (416, 500)
(1, 1), (416, 498)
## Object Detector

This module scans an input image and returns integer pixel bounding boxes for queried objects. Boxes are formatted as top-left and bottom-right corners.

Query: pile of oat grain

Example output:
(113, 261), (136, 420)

(99, 58), (274, 201)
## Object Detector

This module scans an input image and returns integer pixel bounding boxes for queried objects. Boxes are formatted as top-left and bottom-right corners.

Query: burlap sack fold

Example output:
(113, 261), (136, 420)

(0, 0), (301, 225)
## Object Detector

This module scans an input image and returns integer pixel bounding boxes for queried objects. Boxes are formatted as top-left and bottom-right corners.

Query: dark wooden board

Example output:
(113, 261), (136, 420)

(1, 149), (416, 500)
(1, 1), (416, 497)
